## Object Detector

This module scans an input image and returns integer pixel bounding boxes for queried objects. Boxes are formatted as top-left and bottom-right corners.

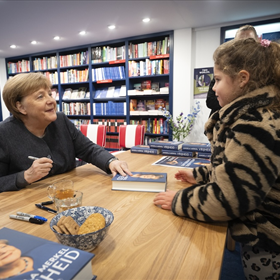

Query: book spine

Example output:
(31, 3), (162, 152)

(130, 148), (159, 155)
(162, 150), (193, 157)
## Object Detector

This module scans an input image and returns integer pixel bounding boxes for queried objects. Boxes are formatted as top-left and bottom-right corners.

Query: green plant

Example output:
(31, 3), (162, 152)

(161, 101), (200, 141)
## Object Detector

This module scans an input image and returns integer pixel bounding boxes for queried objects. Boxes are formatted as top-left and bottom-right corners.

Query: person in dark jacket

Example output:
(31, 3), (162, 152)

(0, 72), (131, 192)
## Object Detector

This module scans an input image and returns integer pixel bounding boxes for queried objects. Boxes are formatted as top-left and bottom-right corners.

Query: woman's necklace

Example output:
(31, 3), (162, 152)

(0, 258), (29, 279)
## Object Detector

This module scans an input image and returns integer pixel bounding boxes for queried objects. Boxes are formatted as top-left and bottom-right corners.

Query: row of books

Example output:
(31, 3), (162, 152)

(70, 119), (90, 130)
(44, 71), (58, 84)
(33, 56), (57, 70)
(104, 135), (120, 150)
(91, 45), (126, 63)
(93, 102), (127, 116)
(95, 86), (126, 98)
(131, 141), (211, 159)
(60, 69), (89, 83)
(129, 59), (169, 77)
(60, 51), (89, 67)
(130, 98), (168, 111)
(62, 87), (90, 99)
(128, 37), (170, 59)
(92, 118), (127, 133)
(92, 66), (125, 81)
(130, 117), (169, 134)
(7, 59), (30, 73)
(62, 102), (91, 116)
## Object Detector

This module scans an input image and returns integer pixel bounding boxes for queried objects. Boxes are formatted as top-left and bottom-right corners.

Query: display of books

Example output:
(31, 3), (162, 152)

(149, 140), (184, 151)
(161, 149), (194, 157)
(182, 142), (211, 152)
(0, 227), (95, 280)
(112, 172), (167, 192)
(152, 156), (210, 168)
(130, 145), (162, 155)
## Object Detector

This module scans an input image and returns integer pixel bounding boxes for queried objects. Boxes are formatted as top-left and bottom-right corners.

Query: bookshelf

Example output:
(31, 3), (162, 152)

(5, 31), (173, 149)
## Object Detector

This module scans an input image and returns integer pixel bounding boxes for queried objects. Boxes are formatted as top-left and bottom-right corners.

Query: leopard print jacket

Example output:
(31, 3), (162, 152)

(172, 85), (280, 252)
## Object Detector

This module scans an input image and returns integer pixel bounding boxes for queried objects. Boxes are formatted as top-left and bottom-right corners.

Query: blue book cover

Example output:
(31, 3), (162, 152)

(182, 142), (211, 152)
(0, 227), (95, 280)
(112, 172), (167, 192)
(152, 156), (210, 168)
(197, 151), (211, 159)
(149, 140), (184, 151)
(162, 149), (194, 157)
(130, 145), (161, 155)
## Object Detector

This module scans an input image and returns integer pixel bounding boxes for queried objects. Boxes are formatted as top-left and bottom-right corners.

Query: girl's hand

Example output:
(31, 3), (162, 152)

(153, 189), (177, 210)
(174, 169), (196, 184)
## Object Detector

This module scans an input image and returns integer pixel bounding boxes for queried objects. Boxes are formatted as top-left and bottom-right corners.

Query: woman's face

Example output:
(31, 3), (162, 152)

(0, 244), (21, 268)
(17, 87), (57, 126)
(213, 67), (243, 107)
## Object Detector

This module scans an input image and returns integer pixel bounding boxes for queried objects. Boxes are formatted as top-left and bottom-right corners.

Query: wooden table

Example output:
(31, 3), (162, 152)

(0, 151), (227, 280)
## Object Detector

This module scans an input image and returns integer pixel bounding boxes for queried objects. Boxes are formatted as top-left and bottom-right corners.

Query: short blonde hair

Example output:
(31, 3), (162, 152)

(3, 72), (52, 119)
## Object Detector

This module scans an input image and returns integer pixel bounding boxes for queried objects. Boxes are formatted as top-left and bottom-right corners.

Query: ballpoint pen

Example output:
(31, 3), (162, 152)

(16, 212), (47, 222)
(10, 215), (45, 224)
(35, 204), (57, 213)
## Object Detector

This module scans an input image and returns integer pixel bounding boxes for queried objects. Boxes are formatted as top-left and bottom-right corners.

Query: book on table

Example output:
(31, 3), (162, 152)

(0, 227), (96, 280)
(130, 145), (162, 155)
(182, 142), (211, 152)
(161, 149), (194, 157)
(149, 140), (184, 151)
(112, 171), (167, 192)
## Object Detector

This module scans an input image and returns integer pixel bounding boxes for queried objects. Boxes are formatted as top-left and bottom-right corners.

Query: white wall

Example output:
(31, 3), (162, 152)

(173, 27), (220, 143)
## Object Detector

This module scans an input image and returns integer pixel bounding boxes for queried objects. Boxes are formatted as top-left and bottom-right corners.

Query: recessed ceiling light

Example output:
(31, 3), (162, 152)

(79, 31), (86, 35)
(31, 41), (37, 45)
(53, 36), (60, 40)
(143, 18), (150, 23)
(10, 45), (16, 49)
(108, 25), (116, 30)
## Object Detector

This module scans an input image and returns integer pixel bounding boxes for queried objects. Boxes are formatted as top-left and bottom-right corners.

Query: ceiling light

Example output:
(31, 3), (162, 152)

(53, 36), (60, 40)
(143, 18), (150, 23)
(10, 45), (16, 49)
(108, 25), (116, 30)
(79, 31), (86, 35)
(31, 41), (37, 45)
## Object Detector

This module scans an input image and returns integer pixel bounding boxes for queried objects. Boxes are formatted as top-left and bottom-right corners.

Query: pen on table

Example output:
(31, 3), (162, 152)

(41, 200), (54, 205)
(35, 204), (57, 214)
(9, 215), (45, 224)
(16, 211), (47, 222)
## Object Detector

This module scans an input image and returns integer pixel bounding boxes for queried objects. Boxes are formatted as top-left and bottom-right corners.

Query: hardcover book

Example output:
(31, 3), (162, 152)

(112, 172), (167, 192)
(0, 227), (95, 280)
(149, 140), (184, 151)
(161, 149), (194, 157)
(182, 142), (211, 153)
(130, 145), (161, 155)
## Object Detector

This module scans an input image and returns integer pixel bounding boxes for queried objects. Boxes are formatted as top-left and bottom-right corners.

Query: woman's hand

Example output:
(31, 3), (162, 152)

(153, 189), (177, 210)
(24, 157), (53, 183)
(109, 160), (132, 177)
(174, 169), (196, 184)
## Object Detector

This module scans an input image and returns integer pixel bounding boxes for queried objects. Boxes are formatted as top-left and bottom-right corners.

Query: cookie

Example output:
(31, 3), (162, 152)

(63, 216), (79, 235)
(78, 213), (106, 235)
(53, 225), (63, 234)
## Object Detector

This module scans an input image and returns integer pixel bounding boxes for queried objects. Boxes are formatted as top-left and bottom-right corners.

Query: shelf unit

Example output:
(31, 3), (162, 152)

(5, 31), (173, 148)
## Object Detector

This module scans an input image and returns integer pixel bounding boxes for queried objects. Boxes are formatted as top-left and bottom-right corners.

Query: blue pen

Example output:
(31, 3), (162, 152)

(17, 211), (48, 222)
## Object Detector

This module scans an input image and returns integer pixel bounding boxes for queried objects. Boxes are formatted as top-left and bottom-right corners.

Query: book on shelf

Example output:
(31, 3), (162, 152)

(130, 145), (162, 155)
(161, 149), (194, 157)
(149, 140), (184, 151)
(182, 142), (211, 153)
(112, 172), (167, 192)
(0, 227), (96, 280)
(152, 156), (210, 168)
